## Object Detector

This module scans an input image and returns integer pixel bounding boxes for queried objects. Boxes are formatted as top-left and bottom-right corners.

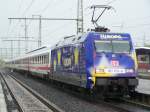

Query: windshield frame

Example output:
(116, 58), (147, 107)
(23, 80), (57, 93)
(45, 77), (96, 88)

(94, 40), (131, 54)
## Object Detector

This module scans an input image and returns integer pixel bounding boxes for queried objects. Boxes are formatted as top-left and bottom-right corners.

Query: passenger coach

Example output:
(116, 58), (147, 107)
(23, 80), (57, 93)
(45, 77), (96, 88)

(6, 47), (51, 78)
(136, 47), (150, 74)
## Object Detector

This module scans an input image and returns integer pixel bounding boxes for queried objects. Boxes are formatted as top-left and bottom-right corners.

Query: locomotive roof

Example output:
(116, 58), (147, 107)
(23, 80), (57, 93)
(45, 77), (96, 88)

(52, 33), (87, 49)
(52, 32), (131, 49)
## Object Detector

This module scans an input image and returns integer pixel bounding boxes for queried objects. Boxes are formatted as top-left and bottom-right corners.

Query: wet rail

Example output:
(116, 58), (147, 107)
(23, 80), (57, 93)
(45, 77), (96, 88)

(0, 71), (64, 112)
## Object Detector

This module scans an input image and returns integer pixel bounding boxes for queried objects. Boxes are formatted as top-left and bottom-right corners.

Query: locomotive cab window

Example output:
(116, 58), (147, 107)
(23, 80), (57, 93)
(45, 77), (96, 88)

(94, 40), (131, 53)
(94, 40), (112, 52)
(112, 41), (131, 53)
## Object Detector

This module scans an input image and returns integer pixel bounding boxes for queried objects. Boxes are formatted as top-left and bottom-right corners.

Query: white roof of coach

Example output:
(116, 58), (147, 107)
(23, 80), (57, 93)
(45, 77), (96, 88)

(27, 47), (50, 57)
(136, 46), (150, 50)
(9, 46), (51, 62)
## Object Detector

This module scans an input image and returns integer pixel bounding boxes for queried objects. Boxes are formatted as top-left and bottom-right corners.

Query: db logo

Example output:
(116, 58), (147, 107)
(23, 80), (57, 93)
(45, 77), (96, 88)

(111, 60), (119, 67)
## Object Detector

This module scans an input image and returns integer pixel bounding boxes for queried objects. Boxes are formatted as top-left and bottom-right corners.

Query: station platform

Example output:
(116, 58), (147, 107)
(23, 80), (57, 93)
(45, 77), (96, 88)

(136, 78), (150, 95)
(0, 79), (7, 112)
(138, 73), (150, 79)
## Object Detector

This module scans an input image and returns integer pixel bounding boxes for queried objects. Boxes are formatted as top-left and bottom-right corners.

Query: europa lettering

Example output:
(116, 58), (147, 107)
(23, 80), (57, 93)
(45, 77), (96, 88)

(101, 34), (122, 39)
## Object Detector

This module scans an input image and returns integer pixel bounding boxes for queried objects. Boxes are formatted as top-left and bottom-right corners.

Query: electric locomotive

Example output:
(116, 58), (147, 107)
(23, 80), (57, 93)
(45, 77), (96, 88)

(50, 31), (138, 96)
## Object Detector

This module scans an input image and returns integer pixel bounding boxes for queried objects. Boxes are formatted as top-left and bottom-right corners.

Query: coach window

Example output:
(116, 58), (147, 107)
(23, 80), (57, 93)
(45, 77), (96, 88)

(38, 56), (40, 64)
(45, 55), (47, 64)
(33, 57), (35, 64)
(47, 54), (48, 64)
(33, 57), (34, 64)
(34, 57), (35, 64)
(30, 58), (31, 64)
(40, 56), (43, 64)
(44, 55), (46, 64)
(43, 55), (45, 64)
(31, 57), (32, 64)
(36, 56), (38, 64)
(40, 56), (42, 64)
(42, 56), (44, 64)
(41, 56), (43, 64)
(32, 57), (34, 64)
(35, 57), (36, 64)
(26, 58), (28, 64)
(47, 54), (49, 64)
(34, 57), (36, 64)
(38, 56), (39, 64)
(39, 56), (41, 64)
(36, 57), (38, 64)
(46, 55), (47, 64)
(29, 58), (31, 64)
(40, 56), (41, 64)
(44, 56), (45, 64)
(39, 56), (40, 64)
(35, 57), (37, 64)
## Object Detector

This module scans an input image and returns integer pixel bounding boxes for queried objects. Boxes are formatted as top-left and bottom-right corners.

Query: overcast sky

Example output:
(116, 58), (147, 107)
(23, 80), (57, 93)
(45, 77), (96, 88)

(0, 0), (150, 58)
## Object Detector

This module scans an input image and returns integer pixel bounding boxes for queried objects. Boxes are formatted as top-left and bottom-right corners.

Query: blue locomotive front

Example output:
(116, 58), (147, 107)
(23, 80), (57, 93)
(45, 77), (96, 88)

(51, 32), (138, 96)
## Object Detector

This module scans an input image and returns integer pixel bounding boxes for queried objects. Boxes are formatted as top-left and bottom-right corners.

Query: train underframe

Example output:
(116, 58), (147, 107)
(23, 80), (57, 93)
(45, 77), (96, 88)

(95, 77), (138, 97)
(8, 68), (138, 98)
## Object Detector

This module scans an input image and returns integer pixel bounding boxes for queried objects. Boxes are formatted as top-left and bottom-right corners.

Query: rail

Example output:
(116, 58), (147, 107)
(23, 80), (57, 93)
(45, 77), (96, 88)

(0, 72), (64, 112)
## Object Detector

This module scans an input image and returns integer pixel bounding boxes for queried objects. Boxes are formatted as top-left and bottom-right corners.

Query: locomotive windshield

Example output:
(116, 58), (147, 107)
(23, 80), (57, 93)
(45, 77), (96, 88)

(94, 40), (131, 53)
(94, 41), (112, 52)
(112, 41), (130, 53)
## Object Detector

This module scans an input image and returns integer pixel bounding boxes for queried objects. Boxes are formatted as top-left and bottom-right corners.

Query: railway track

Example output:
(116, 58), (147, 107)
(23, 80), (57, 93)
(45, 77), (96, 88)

(101, 98), (150, 112)
(57, 82), (150, 112)
(2, 70), (150, 112)
(0, 71), (64, 112)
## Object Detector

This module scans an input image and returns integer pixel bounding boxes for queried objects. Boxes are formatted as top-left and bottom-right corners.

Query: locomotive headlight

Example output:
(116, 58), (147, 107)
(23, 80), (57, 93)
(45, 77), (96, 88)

(126, 69), (134, 73)
(95, 69), (104, 73)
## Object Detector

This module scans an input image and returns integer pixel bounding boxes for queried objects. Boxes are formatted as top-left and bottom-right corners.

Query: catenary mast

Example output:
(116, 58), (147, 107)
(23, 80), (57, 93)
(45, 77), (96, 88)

(77, 0), (84, 34)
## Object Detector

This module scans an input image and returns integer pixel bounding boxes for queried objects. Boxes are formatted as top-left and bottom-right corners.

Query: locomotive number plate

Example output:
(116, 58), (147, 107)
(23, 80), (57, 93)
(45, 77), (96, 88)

(105, 69), (125, 73)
